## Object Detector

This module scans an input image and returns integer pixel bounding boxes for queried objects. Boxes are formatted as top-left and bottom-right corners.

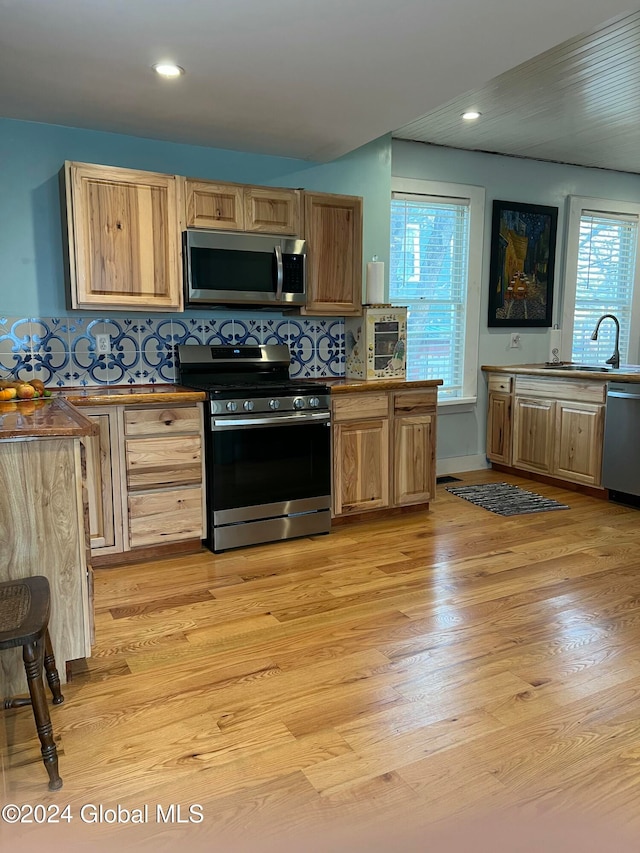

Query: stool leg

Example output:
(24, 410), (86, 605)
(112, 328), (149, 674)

(23, 640), (63, 791)
(43, 628), (64, 705)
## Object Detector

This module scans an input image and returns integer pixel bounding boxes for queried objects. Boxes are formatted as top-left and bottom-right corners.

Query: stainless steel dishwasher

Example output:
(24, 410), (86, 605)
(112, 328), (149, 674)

(602, 382), (640, 503)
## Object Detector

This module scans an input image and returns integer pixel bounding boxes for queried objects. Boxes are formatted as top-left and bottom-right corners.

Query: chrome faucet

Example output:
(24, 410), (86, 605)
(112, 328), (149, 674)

(590, 314), (621, 369)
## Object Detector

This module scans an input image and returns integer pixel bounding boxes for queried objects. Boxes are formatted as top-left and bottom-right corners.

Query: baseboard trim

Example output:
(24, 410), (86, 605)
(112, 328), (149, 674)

(331, 503), (431, 526)
(92, 539), (205, 568)
(491, 463), (608, 500)
(436, 454), (490, 476)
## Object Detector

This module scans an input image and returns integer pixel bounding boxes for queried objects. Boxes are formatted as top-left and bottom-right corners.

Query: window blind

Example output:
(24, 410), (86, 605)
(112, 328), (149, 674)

(389, 194), (470, 396)
(571, 211), (638, 365)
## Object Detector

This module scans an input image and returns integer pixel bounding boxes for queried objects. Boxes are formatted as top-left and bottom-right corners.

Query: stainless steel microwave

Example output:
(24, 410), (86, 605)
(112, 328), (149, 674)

(183, 229), (307, 308)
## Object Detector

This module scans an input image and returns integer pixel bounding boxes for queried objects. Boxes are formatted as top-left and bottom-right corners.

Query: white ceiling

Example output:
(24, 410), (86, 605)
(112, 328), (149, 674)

(395, 10), (640, 175)
(0, 0), (634, 163)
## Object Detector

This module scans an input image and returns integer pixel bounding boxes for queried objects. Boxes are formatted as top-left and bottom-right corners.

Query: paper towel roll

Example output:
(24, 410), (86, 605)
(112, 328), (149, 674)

(548, 328), (563, 363)
(366, 261), (385, 304)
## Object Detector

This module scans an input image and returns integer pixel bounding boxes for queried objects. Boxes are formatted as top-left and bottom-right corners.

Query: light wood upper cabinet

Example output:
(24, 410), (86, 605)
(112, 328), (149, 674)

(244, 186), (301, 234)
(64, 161), (183, 311)
(184, 178), (301, 234)
(301, 191), (363, 316)
(184, 179), (245, 230)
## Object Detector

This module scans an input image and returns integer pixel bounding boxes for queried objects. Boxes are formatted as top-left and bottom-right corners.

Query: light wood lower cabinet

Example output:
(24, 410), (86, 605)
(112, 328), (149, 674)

(512, 396), (555, 474)
(394, 414), (435, 505)
(0, 437), (92, 693)
(333, 417), (390, 515)
(487, 392), (512, 465)
(83, 402), (206, 558)
(485, 372), (606, 488)
(553, 400), (604, 486)
(332, 387), (437, 517)
(84, 407), (124, 554)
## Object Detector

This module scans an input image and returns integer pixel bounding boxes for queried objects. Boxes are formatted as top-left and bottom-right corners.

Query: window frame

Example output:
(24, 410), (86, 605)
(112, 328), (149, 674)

(561, 195), (640, 365)
(390, 177), (485, 405)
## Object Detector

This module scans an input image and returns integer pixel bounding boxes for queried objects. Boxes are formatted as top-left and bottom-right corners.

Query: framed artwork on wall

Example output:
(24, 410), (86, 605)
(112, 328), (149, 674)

(487, 200), (558, 327)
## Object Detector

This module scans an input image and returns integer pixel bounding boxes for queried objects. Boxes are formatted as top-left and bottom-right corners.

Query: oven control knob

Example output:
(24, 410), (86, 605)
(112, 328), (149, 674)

(243, 400), (254, 412)
(309, 397), (320, 408)
(294, 398), (305, 410)
(269, 399), (280, 410)
(226, 401), (238, 412)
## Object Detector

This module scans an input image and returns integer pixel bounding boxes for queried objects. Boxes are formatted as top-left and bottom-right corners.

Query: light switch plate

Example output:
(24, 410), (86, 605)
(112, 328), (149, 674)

(510, 333), (521, 349)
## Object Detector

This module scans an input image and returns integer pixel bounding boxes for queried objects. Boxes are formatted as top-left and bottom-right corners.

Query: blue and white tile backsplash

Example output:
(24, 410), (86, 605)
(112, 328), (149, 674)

(0, 316), (345, 387)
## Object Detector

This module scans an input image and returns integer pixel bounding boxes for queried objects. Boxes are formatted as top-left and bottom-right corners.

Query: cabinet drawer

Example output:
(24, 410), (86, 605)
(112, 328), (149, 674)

(128, 487), (203, 548)
(393, 389), (437, 414)
(125, 436), (202, 490)
(123, 405), (201, 436)
(514, 376), (606, 404)
(333, 393), (389, 421)
(488, 375), (513, 394)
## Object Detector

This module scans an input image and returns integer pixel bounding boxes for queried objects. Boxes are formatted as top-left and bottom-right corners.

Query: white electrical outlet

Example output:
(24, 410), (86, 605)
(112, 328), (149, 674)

(95, 333), (110, 354)
(510, 333), (521, 349)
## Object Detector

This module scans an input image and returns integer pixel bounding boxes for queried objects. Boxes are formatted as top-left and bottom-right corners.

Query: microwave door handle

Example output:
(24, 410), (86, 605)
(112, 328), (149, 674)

(274, 245), (284, 300)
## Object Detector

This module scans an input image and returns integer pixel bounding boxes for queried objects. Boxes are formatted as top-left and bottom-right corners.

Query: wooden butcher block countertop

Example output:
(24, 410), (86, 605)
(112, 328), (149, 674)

(62, 384), (207, 406)
(326, 378), (443, 393)
(0, 397), (97, 440)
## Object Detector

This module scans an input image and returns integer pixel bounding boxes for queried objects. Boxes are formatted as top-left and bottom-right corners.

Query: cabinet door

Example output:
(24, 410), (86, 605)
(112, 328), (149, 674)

(244, 187), (300, 234)
(301, 192), (363, 316)
(65, 162), (182, 311)
(512, 397), (555, 474)
(554, 401), (604, 486)
(184, 179), (244, 230)
(333, 418), (389, 515)
(393, 414), (435, 505)
(84, 408), (124, 554)
(487, 392), (512, 465)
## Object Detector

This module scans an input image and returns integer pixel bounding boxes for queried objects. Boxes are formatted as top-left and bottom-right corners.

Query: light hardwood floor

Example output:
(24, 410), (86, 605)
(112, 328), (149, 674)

(4, 469), (640, 848)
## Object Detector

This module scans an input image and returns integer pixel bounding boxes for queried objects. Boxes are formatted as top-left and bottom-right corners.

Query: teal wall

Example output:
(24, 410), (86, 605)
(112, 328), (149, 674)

(393, 139), (640, 464)
(0, 118), (391, 317)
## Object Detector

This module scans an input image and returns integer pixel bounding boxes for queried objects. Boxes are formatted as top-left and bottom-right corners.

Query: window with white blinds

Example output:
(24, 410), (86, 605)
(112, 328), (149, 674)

(389, 179), (484, 400)
(571, 211), (638, 364)
(563, 197), (640, 367)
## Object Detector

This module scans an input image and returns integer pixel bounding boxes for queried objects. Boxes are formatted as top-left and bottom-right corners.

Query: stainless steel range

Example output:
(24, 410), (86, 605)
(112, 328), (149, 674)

(176, 344), (331, 552)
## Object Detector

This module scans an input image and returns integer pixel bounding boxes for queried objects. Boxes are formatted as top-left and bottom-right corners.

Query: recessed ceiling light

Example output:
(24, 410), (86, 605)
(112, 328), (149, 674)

(152, 63), (185, 78)
(462, 110), (481, 121)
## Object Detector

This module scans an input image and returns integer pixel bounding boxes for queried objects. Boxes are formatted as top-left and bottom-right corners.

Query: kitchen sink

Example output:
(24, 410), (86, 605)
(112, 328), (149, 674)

(543, 363), (612, 372)
(543, 363), (640, 374)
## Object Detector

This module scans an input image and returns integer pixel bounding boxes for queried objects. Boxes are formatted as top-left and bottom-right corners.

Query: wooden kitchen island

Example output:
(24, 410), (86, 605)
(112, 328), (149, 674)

(0, 397), (96, 697)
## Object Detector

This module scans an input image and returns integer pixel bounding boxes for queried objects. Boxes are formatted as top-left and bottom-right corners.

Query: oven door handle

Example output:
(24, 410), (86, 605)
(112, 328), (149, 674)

(274, 245), (284, 300)
(212, 412), (330, 430)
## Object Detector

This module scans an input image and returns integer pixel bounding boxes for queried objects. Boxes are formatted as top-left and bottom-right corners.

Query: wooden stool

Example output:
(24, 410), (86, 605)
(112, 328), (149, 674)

(0, 576), (64, 791)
